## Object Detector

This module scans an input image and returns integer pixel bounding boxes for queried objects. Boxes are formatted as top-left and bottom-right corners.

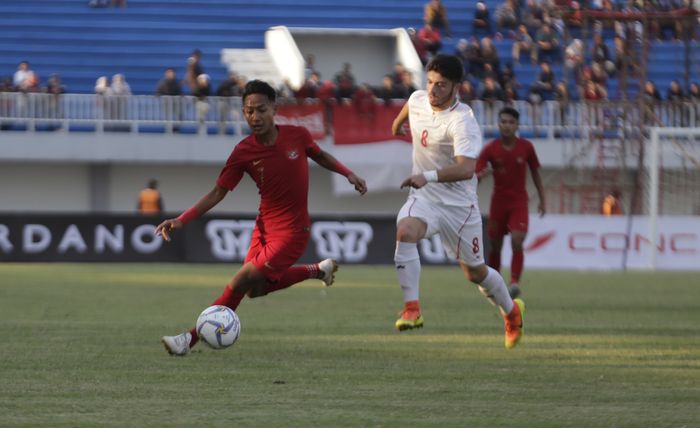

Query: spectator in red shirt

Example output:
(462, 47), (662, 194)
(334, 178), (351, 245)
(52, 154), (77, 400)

(476, 107), (546, 298)
(418, 22), (442, 58)
(157, 80), (367, 356)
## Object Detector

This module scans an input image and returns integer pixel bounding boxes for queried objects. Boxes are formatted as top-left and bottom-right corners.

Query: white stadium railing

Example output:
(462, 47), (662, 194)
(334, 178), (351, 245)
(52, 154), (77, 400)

(0, 92), (698, 138)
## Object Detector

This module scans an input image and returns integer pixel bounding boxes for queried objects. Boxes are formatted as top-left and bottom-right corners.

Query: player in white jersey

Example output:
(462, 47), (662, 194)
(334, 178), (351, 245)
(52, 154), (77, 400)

(390, 54), (524, 349)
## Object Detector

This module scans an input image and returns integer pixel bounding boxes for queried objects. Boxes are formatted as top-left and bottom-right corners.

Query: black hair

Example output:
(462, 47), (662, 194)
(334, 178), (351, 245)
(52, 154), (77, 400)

(242, 79), (277, 103)
(426, 54), (464, 83)
(499, 106), (520, 121)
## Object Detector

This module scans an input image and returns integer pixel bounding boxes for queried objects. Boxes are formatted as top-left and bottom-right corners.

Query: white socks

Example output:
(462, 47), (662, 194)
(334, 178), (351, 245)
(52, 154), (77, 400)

(394, 241), (421, 302)
(478, 266), (514, 316)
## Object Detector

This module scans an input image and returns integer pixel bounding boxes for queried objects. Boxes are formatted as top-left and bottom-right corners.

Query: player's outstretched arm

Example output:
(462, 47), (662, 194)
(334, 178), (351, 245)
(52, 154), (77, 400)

(311, 150), (367, 195)
(391, 103), (409, 136)
(155, 184), (228, 241)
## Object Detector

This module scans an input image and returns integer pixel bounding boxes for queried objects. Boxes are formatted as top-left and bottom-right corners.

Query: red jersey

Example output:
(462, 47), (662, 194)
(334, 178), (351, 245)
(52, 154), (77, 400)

(476, 138), (540, 203)
(216, 125), (321, 234)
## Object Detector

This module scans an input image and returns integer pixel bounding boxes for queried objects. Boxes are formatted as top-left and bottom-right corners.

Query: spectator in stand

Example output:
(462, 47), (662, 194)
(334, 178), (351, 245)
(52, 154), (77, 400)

(216, 72), (241, 133)
(459, 79), (477, 104)
(590, 63), (608, 91)
(591, 34), (615, 75)
(455, 38), (470, 71)
(512, 25), (534, 64)
(666, 80), (686, 102)
(566, 1), (583, 28)
(296, 71), (321, 100)
(495, 0), (519, 30)
(616, 0), (643, 41)
(689, 82), (700, 101)
(185, 49), (204, 93)
(522, 0), (544, 30)
(1, 77), (13, 92)
(391, 63), (407, 85)
(473, 2), (492, 35)
(408, 27), (429, 65)
(156, 68), (183, 129)
(613, 36), (633, 76)
(376, 74), (406, 105)
(482, 63), (500, 84)
(480, 36), (501, 76)
(465, 36), (484, 80)
(19, 71), (41, 93)
(277, 79), (296, 102)
(45, 74), (66, 119)
(642, 80), (662, 103)
(555, 81), (571, 123)
(418, 22), (443, 58)
(334, 62), (356, 100)
(110, 73), (131, 95)
(304, 54), (318, 80)
(95, 76), (114, 121)
(108, 73), (130, 122)
(501, 62), (518, 97)
(156, 68), (183, 96)
(193, 73), (211, 131)
(13, 61), (32, 90)
(564, 38), (584, 84)
(533, 23), (559, 64)
(317, 79), (337, 134)
(424, 0), (451, 37)
(601, 189), (623, 216)
(583, 79), (606, 101)
(529, 61), (556, 102)
(46, 74), (66, 95)
(400, 71), (417, 97)
(95, 76), (112, 96)
(352, 83), (376, 118)
(480, 76), (504, 102)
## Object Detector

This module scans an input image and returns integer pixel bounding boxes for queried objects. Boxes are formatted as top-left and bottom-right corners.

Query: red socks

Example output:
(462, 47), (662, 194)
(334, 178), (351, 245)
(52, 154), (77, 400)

(511, 250), (523, 284)
(265, 264), (319, 294)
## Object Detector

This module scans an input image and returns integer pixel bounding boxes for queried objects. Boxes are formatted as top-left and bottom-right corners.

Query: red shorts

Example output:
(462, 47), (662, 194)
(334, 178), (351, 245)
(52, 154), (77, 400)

(487, 198), (529, 239)
(245, 228), (310, 282)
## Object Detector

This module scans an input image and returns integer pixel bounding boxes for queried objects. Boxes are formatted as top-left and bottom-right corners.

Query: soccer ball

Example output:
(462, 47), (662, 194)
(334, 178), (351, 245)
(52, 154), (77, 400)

(195, 305), (241, 349)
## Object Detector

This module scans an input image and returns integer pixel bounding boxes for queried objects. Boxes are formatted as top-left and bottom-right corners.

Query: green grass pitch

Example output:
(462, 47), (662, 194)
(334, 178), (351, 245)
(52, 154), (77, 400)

(1, 263), (698, 427)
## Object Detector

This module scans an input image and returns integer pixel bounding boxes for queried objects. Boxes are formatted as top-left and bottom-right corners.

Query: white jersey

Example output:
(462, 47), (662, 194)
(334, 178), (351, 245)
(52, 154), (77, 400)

(407, 90), (482, 206)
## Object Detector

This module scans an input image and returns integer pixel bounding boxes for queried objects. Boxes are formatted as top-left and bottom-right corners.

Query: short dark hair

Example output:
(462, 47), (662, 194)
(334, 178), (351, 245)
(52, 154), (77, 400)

(242, 79), (276, 103)
(499, 106), (520, 121)
(426, 54), (464, 83)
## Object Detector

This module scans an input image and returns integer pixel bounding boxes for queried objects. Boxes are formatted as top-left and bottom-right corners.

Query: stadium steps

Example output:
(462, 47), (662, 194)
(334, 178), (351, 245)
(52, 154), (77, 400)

(220, 49), (280, 86)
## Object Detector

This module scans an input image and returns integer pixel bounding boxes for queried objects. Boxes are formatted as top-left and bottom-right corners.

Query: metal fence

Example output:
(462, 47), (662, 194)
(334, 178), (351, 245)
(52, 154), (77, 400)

(0, 92), (698, 138)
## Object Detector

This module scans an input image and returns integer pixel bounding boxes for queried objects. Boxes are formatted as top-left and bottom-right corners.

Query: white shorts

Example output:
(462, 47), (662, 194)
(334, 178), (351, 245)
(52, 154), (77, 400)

(397, 195), (485, 266)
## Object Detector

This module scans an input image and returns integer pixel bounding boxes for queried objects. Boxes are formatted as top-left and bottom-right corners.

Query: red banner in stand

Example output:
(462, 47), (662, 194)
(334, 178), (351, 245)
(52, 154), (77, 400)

(332, 103), (412, 145)
(275, 104), (326, 141)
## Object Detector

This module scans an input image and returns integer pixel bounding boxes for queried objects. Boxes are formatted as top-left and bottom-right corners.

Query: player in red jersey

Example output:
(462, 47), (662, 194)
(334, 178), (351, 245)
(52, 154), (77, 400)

(476, 107), (545, 298)
(156, 80), (367, 356)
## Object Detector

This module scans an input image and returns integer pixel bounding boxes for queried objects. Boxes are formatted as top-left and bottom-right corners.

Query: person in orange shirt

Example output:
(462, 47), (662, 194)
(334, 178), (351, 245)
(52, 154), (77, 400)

(138, 179), (163, 215)
(602, 189), (623, 216)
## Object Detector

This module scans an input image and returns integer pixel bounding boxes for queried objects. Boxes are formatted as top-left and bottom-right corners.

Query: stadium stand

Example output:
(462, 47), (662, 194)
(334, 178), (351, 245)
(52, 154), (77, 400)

(1, 0), (697, 99)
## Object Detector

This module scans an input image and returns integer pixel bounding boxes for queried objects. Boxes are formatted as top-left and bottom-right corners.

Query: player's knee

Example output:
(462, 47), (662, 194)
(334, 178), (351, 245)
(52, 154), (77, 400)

(462, 263), (488, 284)
(396, 226), (419, 243)
(511, 232), (526, 250)
(246, 283), (268, 298)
